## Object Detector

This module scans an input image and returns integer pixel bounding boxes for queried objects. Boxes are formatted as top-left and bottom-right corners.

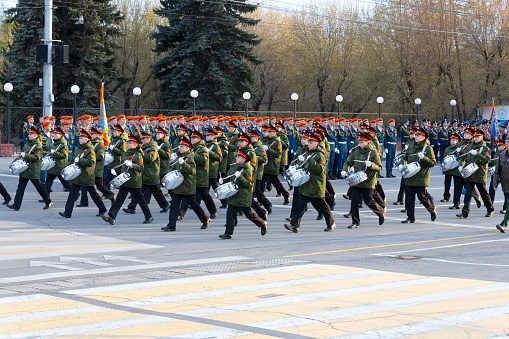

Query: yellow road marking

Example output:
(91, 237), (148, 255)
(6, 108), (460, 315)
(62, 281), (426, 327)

(285, 232), (500, 257)
(0, 298), (89, 317)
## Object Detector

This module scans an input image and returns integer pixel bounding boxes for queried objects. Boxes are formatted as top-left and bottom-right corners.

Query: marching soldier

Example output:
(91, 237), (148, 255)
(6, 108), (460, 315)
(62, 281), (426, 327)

(7, 127), (52, 211)
(286, 130), (310, 222)
(226, 120), (240, 172)
(250, 129), (272, 214)
(0, 182), (10, 205)
(218, 148), (268, 239)
(494, 137), (509, 233)
(384, 119), (397, 177)
(104, 124), (127, 190)
(205, 128), (226, 208)
(161, 137), (210, 231)
(43, 126), (71, 196)
(440, 132), (461, 204)
(102, 134), (153, 225)
(262, 125), (290, 205)
(39, 121), (52, 185)
(489, 140), (505, 206)
(215, 126), (229, 208)
(155, 127), (171, 181)
(58, 129), (107, 218)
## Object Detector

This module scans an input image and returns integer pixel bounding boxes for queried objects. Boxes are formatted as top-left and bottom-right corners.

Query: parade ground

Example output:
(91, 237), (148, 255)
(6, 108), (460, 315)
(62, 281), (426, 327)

(0, 155), (508, 338)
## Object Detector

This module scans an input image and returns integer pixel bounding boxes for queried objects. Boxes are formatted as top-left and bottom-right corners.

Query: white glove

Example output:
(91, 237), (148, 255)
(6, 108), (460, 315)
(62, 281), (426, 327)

(469, 150), (477, 155)
(109, 145), (114, 150)
(111, 169), (117, 175)
(405, 144), (409, 150)
(418, 152), (424, 159)
(398, 164), (404, 172)
(125, 160), (133, 168)
(365, 160), (372, 167)
(226, 141), (230, 145)
(235, 171), (241, 178)
(178, 157), (184, 164)
(384, 148), (388, 153)
(263, 145), (268, 151)
(341, 171), (347, 177)
(335, 149), (339, 154)
(74, 157), (79, 163)
(458, 166), (463, 172)
(219, 178), (223, 184)
(20, 152), (26, 158)
(50, 149), (55, 154)
(298, 155), (305, 162)
(291, 150), (294, 154)
(456, 147), (462, 153)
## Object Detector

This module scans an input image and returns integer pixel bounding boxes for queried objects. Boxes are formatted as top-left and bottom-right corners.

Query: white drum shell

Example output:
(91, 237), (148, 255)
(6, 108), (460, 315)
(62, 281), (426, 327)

(461, 163), (479, 178)
(104, 152), (114, 166)
(393, 154), (404, 168)
(9, 160), (29, 175)
(41, 156), (56, 171)
(161, 170), (184, 190)
(402, 162), (421, 178)
(214, 182), (239, 200)
(442, 155), (460, 171)
(488, 166), (496, 176)
(283, 165), (298, 181)
(287, 168), (310, 187)
(61, 164), (82, 181)
(110, 172), (131, 189)
(170, 153), (178, 163)
(346, 171), (368, 187)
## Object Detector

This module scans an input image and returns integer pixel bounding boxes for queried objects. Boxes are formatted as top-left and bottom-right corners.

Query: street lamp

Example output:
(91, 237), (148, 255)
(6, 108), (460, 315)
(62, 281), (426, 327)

(243, 92), (251, 117)
(414, 98), (421, 122)
(335, 95), (343, 118)
(377, 96), (384, 119)
(133, 87), (141, 116)
(291, 93), (298, 120)
(71, 85), (80, 129)
(4, 83), (13, 144)
(450, 99), (456, 121)
(190, 90), (199, 116)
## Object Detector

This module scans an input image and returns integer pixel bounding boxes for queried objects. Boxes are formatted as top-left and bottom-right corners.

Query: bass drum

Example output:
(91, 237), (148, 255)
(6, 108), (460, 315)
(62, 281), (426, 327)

(110, 172), (131, 189)
(104, 151), (114, 166)
(161, 170), (184, 190)
(9, 159), (29, 175)
(41, 156), (56, 171)
(214, 182), (239, 200)
(61, 164), (82, 181)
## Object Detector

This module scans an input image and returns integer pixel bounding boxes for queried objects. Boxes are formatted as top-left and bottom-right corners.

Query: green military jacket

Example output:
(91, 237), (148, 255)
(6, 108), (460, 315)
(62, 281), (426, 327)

(19, 138), (43, 180)
(458, 139), (490, 184)
(106, 134), (127, 170)
(263, 136), (282, 175)
(192, 140), (209, 188)
(251, 140), (267, 181)
(91, 136), (106, 178)
(277, 129), (289, 166)
(342, 146), (382, 189)
(70, 141), (96, 187)
(226, 129), (239, 165)
(47, 136), (69, 176)
(299, 147), (327, 198)
(217, 134), (229, 174)
(157, 137), (171, 176)
(400, 139), (435, 187)
(116, 146), (144, 188)
(206, 139), (222, 179)
(168, 150), (196, 195)
(224, 162), (254, 208)
(141, 140), (160, 186)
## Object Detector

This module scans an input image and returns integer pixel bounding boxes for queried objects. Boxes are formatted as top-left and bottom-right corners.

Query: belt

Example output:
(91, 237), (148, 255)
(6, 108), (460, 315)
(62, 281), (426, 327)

(337, 141), (347, 144)
(387, 142), (396, 144)
(328, 141), (335, 144)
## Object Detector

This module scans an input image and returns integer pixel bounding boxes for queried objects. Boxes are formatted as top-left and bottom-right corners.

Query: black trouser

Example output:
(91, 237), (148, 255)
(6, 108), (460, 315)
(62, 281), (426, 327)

(290, 194), (334, 229)
(351, 186), (385, 226)
(80, 177), (115, 205)
(13, 177), (51, 209)
(326, 179), (335, 196)
(489, 176), (495, 204)
(374, 181), (386, 208)
(104, 169), (116, 190)
(251, 198), (267, 219)
(127, 184), (168, 210)
(167, 193), (208, 228)
(254, 179), (272, 211)
(453, 175), (480, 207)
(397, 177), (406, 202)
(45, 173), (71, 194)
(109, 186), (151, 220)
(443, 174), (452, 200)
(209, 177), (227, 206)
(0, 182), (11, 202)
(225, 204), (265, 235)
(462, 180), (493, 215)
(180, 186), (217, 216)
(65, 184), (107, 216)
(290, 186), (301, 217)
(262, 173), (289, 200)
(405, 185), (435, 221)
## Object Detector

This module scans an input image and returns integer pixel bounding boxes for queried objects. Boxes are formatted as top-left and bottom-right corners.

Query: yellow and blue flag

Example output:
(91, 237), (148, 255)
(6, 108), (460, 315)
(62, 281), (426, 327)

(100, 82), (110, 145)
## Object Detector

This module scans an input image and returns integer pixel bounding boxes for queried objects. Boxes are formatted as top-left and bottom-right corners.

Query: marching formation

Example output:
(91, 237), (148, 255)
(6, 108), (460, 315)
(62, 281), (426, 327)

(3, 114), (509, 237)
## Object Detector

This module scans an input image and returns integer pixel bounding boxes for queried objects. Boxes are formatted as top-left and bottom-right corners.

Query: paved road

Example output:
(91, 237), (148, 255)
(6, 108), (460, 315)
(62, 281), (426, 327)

(0, 156), (508, 338)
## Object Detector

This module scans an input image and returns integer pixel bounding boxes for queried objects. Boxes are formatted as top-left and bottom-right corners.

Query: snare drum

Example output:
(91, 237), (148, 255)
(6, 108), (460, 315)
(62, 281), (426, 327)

(286, 168), (310, 187)
(41, 156), (56, 171)
(170, 153), (178, 163)
(214, 182), (239, 199)
(61, 164), (82, 181)
(461, 163), (479, 178)
(9, 159), (29, 175)
(401, 162), (421, 178)
(442, 155), (460, 171)
(283, 165), (298, 181)
(393, 153), (404, 168)
(110, 172), (131, 189)
(346, 171), (368, 187)
(104, 151), (114, 166)
(161, 170), (184, 190)
(488, 166), (496, 176)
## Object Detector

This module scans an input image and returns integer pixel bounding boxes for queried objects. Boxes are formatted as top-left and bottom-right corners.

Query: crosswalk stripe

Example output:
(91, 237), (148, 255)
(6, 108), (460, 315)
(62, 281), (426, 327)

(0, 294), (54, 305)
(0, 238), (124, 250)
(0, 306), (106, 324)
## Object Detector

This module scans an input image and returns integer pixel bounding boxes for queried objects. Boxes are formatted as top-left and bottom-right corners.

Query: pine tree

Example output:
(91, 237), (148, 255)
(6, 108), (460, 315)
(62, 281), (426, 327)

(2, 0), (123, 108)
(151, 0), (262, 111)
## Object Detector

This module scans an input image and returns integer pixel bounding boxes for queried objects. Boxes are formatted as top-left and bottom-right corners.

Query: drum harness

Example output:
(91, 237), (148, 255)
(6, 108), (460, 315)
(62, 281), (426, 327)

(18, 144), (37, 161)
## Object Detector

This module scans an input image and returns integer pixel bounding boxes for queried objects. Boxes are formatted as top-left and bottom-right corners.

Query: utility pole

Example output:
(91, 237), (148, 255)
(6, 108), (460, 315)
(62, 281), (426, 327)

(43, 0), (53, 117)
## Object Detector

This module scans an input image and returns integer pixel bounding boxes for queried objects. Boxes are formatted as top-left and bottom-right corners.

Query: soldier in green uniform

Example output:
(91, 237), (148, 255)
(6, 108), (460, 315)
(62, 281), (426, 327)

(58, 129), (107, 218)
(155, 127), (171, 181)
(43, 126), (71, 196)
(276, 122), (289, 173)
(250, 129), (272, 214)
(489, 140), (505, 206)
(124, 131), (169, 214)
(226, 121), (240, 172)
(341, 132), (386, 228)
(284, 132), (336, 233)
(398, 127), (437, 223)
(286, 130), (311, 222)
(441, 133), (461, 205)
(456, 129), (494, 219)
(262, 124), (290, 205)
(218, 148), (268, 239)
(161, 137), (210, 232)
(104, 124), (127, 190)
(39, 121), (52, 185)
(102, 134), (153, 225)
(205, 128), (226, 207)
(494, 137), (509, 233)
(8, 127), (52, 211)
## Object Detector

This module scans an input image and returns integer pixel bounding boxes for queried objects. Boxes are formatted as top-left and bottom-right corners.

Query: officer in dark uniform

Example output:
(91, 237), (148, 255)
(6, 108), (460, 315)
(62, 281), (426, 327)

(335, 117), (349, 179)
(384, 119), (398, 177)
(438, 119), (450, 162)
(400, 118), (410, 148)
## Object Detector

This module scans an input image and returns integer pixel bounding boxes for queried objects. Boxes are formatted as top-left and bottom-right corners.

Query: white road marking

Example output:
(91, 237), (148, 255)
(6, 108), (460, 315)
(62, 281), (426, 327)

(102, 255), (155, 264)
(0, 294), (55, 305)
(29, 260), (82, 271)
(0, 305), (106, 324)
(421, 257), (509, 267)
(59, 256), (113, 266)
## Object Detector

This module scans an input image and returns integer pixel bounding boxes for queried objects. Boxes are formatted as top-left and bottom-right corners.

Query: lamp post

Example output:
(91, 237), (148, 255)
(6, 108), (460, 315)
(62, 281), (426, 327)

(414, 98), (421, 122)
(4, 83), (13, 144)
(243, 92), (251, 117)
(377, 96), (384, 119)
(335, 95), (343, 119)
(133, 87), (141, 116)
(291, 93), (298, 120)
(190, 90), (199, 116)
(450, 99), (456, 121)
(71, 85), (80, 129)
